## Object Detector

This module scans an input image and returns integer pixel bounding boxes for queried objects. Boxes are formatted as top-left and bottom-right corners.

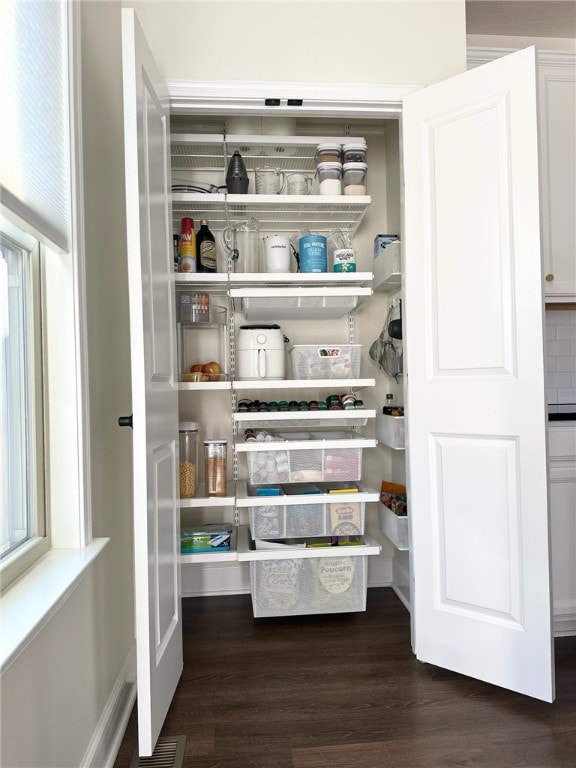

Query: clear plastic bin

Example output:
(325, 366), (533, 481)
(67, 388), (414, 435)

(289, 344), (362, 379)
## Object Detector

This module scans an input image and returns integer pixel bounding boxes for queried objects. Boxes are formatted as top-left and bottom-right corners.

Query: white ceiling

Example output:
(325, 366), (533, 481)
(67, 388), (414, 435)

(466, 1), (576, 39)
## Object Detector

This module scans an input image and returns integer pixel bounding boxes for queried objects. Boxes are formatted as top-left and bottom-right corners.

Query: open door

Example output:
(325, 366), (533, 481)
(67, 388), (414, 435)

(403, 47), (554, 701)
(121, 8), (183, 755)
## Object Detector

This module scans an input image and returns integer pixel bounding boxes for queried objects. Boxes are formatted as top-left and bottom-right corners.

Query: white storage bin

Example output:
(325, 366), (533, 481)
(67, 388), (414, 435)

(250, 555), (367, 617)
(289, 344), (362, 379)
(376, 412), (405, 449)
(379, 503), (409, 550)
(373, 240), (402, 291)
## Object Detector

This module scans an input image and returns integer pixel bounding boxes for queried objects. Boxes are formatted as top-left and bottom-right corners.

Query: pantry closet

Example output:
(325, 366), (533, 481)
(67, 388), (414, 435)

(121, 8), (553, 757)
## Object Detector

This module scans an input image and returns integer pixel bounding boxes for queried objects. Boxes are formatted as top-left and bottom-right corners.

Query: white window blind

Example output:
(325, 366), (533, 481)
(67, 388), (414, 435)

(0, 0), (71, 252)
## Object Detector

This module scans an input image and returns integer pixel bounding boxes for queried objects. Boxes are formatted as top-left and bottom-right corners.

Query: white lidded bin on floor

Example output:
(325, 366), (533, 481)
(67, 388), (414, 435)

(250, 555), (368, 617)
(289, 344), (362, 379)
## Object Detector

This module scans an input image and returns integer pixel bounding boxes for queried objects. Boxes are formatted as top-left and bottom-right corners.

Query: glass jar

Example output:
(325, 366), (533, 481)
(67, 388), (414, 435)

(179, 422), (199, 498)
(315, 162), (343, 195)
(204, 439), (227, 496)
(342, 162), (367, 195)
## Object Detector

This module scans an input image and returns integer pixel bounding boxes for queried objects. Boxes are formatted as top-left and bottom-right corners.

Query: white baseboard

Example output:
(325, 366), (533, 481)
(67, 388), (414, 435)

(81, 645), (137, 768)
(553, 599), (576, 637)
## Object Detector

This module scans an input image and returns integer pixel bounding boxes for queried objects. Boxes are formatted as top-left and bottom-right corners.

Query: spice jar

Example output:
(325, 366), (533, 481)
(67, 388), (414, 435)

(204, 439), (227, 496)
(179, 422), (199, 498)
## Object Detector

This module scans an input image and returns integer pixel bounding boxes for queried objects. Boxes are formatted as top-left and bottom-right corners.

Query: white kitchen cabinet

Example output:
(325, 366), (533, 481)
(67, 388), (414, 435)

(548, 423), (576, 636)
(468, 48), (576, 300)
(122, 8), (554, 755)
(539, 54), (576, 300)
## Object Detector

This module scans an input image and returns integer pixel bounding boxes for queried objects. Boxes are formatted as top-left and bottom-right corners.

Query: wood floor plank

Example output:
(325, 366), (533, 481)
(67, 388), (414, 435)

(114, 589), (576, 768)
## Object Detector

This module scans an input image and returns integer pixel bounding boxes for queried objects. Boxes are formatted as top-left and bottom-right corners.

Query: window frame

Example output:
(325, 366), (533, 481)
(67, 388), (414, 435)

(0, 0), (92, 593)
(0, 226), (48, 584)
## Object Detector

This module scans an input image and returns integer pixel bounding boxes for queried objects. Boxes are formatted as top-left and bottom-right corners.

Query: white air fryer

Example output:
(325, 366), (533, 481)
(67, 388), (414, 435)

(237, 324), (286, 380)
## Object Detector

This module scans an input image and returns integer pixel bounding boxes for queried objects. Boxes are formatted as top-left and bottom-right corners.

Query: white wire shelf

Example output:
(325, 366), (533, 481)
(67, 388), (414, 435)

(233, 409), (376, 429)
(235, 480), (380, 507)
(232, 378), (375, 391)
(236, 525), (381, 562)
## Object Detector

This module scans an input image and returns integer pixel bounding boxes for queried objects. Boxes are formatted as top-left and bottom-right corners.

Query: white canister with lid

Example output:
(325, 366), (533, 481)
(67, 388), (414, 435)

(342, 141), (367, 163)
(315, 142), (342, 164)
(342, 162), (367, 195)
(316, 162), (343, 195)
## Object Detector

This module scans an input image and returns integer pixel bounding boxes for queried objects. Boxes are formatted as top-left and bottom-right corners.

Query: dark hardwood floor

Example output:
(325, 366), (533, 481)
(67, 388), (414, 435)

(114, 588), (576, 768)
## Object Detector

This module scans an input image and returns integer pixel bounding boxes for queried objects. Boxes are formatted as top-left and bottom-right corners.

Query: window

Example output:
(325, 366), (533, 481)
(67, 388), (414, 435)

(0, 0), (91, 594)
(0, 231), (46, 569)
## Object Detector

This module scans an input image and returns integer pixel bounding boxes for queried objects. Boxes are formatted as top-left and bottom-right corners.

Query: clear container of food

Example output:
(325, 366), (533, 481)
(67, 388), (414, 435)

(342, 141), (367, 163)
(179, 422), (199, 498)
(204, 439), (227, 496)
(342, 162), (367, 195)
(315, 162), (343, 195)
(315, 143), (342, 164)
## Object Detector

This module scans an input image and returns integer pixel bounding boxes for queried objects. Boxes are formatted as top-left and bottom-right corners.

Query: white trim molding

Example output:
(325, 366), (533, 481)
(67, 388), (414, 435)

(81, 645), (137, 768)
(167, 79), (420, 118)
(468, 46), (576, 69)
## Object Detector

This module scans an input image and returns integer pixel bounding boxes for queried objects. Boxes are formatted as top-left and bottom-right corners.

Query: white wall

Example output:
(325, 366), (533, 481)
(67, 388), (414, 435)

(128, 0), (467, 85)
(0, 2), (136, 766)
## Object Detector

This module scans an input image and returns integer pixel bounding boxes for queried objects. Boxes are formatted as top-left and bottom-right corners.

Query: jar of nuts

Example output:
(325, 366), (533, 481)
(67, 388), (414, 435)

(179, 422), (199, 498)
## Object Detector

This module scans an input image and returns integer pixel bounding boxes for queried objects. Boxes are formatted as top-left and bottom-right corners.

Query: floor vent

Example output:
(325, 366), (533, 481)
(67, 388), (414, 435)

(130, 736), (186, 768)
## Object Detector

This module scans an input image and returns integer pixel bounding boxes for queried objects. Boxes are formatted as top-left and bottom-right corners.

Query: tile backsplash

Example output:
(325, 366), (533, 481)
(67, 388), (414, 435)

(546, 310), (576, 404)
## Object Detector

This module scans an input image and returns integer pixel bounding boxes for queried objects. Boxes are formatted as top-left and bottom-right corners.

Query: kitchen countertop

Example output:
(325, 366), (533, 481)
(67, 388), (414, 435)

(548, 404), (576, 421)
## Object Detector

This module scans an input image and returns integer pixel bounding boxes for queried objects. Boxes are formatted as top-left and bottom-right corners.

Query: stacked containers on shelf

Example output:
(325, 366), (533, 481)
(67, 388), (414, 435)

(315, 143), (342, 195)
(314, 140), (368, 196)
(342, 141), (368, 196)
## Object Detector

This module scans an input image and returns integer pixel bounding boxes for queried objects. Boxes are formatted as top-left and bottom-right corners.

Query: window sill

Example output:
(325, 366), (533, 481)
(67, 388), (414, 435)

(0, 538), (109, 674)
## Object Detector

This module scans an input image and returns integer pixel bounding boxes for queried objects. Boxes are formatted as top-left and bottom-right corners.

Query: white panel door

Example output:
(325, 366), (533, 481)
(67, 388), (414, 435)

(121, 8), (183, 755)
(403, 47), (554, 701)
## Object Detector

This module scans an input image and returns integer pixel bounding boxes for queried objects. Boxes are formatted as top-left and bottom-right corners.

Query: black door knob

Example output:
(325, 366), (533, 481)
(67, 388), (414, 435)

(118, 414), (133, 429)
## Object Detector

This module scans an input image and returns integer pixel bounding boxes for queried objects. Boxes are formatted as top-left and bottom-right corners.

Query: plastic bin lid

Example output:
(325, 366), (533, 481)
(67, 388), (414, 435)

(316, 142), (342, 152)
(343, 162), (368, 170)
(343, 141), (367, 150)
(179, 421), (199, 431)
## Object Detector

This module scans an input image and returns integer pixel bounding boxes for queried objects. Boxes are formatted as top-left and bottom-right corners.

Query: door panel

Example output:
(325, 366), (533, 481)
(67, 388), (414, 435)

(121, 8), (182, 756)
(403, 47), (554, 701)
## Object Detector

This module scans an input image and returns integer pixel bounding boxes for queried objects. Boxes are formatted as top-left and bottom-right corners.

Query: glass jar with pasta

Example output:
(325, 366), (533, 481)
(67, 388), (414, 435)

(203, 439), (227, 496)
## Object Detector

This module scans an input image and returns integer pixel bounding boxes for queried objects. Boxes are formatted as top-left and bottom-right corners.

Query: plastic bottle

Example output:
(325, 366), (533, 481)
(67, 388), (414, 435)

(383, 393), (395, 415)
(196, 219), (217, 272)
(226, 150), (249, 194)
(179, 217), (196, 272)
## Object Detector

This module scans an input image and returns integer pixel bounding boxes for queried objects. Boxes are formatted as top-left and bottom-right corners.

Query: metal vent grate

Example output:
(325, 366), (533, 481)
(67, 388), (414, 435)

(129, 736), (186, 768)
